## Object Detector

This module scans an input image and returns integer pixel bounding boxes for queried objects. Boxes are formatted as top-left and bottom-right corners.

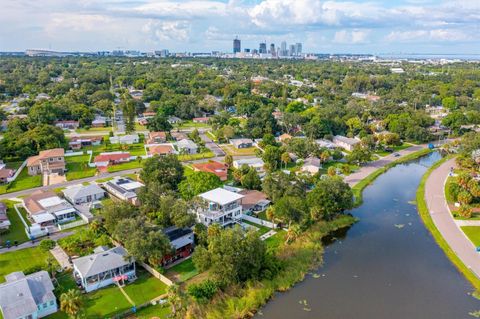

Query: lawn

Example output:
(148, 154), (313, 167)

(461, 226), (480, 247)
(165, 258), (199, 283)
(174, 120), (211, 129)
(264, 230), (286, 252)
(374, 143), (411, 157)
(75, 127), (112, 134)
(320, 161), (359, 176)
(107, 160), (143, 173)
(0, 247), (52, 282)
(0, 166), (42, 194)
(65, 154), (96, 181)
(16, 206), (31, 226)
(86, 142), (146, 157)
(131, 303), (170, 319)
(178, 151), (215, 162)
(50, 269), (168, 319)
(220, 144), (257, 156)
(242, 220), (272, 236)
(0, 200), (29, 245)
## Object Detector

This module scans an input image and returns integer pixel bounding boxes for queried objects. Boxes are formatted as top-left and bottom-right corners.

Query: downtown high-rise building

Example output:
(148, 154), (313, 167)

(295, 43), (302, 56)
(280, 41), (287, 56)
(233, 37), (241, 54)
(259, 42), (267, 54)
(270, 43), (276, 56)
(289, 44), (296, 56)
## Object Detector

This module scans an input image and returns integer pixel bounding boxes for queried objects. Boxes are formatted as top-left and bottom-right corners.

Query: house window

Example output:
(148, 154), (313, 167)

(50, 300), (54, 306)
(43, 302), (48, 308)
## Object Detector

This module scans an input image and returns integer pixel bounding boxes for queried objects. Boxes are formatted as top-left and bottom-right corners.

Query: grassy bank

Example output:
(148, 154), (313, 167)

(187, 215), (356, 318)
(416, 156), (480, 291)
(352, 148), (433, 206)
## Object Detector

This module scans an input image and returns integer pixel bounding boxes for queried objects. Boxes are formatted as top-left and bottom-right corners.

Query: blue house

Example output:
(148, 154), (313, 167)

(0, 271), (58, 319)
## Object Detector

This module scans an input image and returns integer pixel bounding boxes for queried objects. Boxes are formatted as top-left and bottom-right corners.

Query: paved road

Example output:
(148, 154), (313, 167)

(425, 157), (480, 280)
(344, 144), (426, 187)
(200, 133), (226, 157)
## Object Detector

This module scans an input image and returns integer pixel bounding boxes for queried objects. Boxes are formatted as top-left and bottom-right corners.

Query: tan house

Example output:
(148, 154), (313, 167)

(26, 148), (66, 176)
(147, 132), (167, 144)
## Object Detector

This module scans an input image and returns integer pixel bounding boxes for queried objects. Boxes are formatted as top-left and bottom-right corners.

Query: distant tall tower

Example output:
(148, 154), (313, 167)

(233, 37), (241, 54)
(270, 43), (276, 56)
(289, 44), (296, 56)
(280, 41), (287, 56)
(259, 42), (267, 54)
(295, 43), (302, 56)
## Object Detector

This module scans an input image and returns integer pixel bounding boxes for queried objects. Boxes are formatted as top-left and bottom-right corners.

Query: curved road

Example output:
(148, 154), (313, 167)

(425, 157), (480, 280)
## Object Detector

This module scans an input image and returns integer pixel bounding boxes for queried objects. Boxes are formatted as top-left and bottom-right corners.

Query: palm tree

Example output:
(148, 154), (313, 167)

(286, 224), (301, 244)
(319, 150), (330, 164)
(265, 206), (276, 225)
(167, 284), (183, 317)
(88, 220), (103, 235)
(281, 152), (291, 169)
(60, 289), (83, 318)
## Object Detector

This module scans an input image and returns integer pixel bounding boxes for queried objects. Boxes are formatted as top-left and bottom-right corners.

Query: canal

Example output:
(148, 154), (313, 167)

(259, 152), (480, 319)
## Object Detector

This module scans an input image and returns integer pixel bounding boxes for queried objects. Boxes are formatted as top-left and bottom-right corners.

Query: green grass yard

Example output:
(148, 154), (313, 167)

(165, 258), (199, 283)
(461, 226), (480, 247)
(65, 154), (96, 181)
(131, 303), (170, 319)
(242, 220), (272, 236)
(374, 143), (411, 157)
(50, 269), (168, 319)
(107, 160), (143, 172)
(0, 166), (41, 194)
(220, 144), (257, 156)
(174, 120), (211, 129)
(0, 247), (52, 283)
(0, 200), (29, 245)
(178, 151), (215, 162)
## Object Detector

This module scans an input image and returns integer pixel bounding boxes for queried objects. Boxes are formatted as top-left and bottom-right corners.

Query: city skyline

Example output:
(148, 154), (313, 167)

(1, 0), (479, 54)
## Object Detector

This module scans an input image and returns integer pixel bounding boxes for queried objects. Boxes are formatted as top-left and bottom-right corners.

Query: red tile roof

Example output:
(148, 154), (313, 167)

(192, 161), (228, 181)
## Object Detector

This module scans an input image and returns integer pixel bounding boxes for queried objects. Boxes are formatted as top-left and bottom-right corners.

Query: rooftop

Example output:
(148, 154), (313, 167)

(73, 246), (132, 278)
(199, 187), (244, 206)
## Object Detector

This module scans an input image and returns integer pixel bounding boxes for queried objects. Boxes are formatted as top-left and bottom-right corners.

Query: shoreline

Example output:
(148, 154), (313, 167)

(417, 156), (480, 292)
(194, 148), (435, 318)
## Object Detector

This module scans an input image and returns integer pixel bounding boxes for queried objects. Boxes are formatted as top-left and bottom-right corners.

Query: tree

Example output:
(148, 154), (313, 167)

(347, 145), (372, 165)
(262, 145), (282, 171)
(241, 168), (262, 190)
(274, 196), (308, 227)
(147, 113), (173, 132)
(179, 172), (222, 200)
(187, 279), (218, 303)
(224, 154), (233, 167)
(140, 155), (184, 191)
(327, 166), (336, 176)
(457, 191), (473, 205)
(167, 284), (185, 318)
(265, 206), (276, 224)
(281, 152), (291, 169)
(39, 239), (56, 252)
(458, 205), (472, 219)
(307, 176), (353, 220)
(346, 116), (363, 135)
(60, 289), (84, 318)
(101, 201), (137, 234)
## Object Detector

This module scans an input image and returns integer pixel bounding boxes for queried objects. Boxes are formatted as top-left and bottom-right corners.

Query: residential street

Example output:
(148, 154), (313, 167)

(424, 157), (480, 280)
(344, 144), (426, 187)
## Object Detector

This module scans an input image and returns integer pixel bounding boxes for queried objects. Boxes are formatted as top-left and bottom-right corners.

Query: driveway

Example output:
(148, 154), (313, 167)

(425, 158), (480, 279)
(200, 133), (225, 157)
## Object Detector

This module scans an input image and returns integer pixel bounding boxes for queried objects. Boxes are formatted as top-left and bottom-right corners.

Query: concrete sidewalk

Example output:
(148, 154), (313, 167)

(425, 157), (480, 280)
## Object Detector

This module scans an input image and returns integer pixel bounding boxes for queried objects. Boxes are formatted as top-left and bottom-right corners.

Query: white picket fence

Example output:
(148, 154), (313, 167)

(241, 214), (276, 229)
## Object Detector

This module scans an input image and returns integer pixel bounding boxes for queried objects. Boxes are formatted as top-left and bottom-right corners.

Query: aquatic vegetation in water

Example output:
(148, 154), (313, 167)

(394, 224), (405, 229)
(469, 310), (480, 317)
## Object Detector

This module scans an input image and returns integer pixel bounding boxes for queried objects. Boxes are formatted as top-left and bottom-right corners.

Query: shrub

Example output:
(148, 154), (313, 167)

(39, 239), (56, 252)
(458, 191), (473, 205)
(187, 279), (218, 303)
(458, 205), (473, 219)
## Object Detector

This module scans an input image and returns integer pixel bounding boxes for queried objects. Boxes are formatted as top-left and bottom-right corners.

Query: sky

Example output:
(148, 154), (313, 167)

(0, 0), (479, 54)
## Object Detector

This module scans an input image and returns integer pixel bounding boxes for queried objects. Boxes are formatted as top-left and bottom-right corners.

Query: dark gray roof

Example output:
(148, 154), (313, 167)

(0, 271), (55, 319)
(73, 246), (132, 278)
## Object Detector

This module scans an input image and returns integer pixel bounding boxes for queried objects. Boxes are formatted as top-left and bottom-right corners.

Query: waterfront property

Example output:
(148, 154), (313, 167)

(63, 183), (105, 205)
(26, 148), (66, 176)
(23, 190), (77, 226)
(0, 271), (57, 319)
(103, 176), (144, 205)
(73, 246), (136, 293)
(161, 226), (195, 266)
(194, 187), (244, 227)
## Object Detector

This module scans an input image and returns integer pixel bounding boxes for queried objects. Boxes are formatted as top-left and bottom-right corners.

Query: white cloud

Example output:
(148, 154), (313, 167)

(142, 20), (191, 42)
(333, 29), (370, 44)
(386, 29), (473, 42)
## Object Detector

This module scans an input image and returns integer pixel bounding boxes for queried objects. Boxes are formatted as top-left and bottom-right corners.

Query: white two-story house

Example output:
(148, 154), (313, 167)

(194, 188), (244, 227)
